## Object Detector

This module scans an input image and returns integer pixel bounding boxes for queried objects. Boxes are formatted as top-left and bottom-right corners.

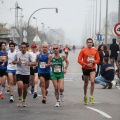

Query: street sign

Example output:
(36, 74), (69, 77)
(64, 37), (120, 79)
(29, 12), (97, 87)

(10, 27), (20, 37)
(23, 37), (27, 42)
(33, 34), (41, 43)
(23, 30), (27, 37)
(114, 22), (120, 36)
(97, 34), (102, 41)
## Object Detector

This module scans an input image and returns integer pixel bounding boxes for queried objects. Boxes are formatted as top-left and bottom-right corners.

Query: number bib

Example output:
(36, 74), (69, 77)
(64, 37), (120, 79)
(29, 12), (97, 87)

(40, 62), (46, 68)
(20, 58), (26, 64)
(87, 56), (94, 62)
(54, 65), (61, 73)
(9, 62), (15, 68)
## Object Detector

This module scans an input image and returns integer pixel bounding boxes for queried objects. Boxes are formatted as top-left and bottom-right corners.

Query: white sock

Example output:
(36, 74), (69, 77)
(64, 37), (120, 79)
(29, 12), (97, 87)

(0, 86), (5, 94)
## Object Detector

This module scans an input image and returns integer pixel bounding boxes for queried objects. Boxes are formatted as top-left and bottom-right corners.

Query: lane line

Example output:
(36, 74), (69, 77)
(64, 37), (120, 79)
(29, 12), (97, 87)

(86, 106), (112, 119)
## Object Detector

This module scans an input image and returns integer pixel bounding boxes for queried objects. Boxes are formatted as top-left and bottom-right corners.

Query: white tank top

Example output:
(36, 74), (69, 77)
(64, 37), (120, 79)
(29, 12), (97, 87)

(7, 50), (17, 70)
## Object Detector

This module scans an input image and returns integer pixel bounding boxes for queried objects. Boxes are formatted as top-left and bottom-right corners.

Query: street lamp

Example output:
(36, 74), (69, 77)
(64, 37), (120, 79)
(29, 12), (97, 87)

(28, 8), (58, 29)
(27, 8), (58, 40)
(33, 17), (37, 29)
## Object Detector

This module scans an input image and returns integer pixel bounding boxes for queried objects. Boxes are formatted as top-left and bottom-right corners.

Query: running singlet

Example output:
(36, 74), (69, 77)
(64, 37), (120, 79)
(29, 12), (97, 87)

(51, 55), (63, 73)
(78, 48), (100, 69)
(7, 50), (17, 70)
(0, 51), (7, 69)
(38, 52), (50, 74)
(64, 48), (68, 52)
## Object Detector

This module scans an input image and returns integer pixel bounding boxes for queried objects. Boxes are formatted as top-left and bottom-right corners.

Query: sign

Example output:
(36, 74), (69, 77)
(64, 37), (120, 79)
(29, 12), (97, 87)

(23, 30), (27, 37)
(33, 34), (41, 43)
(97, 34), (102, 41)
(114, 22), (120, 36)
(23, 37), (27, 42)
(10, 27), (20, 37)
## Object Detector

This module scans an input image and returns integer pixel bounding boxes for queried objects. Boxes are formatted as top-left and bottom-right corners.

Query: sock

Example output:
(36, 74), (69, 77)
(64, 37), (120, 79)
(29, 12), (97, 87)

(0, 86), (5, 94)
(19, 96), (22, 100)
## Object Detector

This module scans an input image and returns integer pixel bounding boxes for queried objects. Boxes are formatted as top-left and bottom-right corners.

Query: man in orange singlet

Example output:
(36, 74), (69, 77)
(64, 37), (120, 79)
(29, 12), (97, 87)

(78, 38), (100, 105)
(63, 45), (70, 58)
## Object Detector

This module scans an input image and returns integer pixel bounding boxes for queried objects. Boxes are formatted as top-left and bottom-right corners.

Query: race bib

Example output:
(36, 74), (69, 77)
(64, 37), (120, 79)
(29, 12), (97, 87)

(54, 65), (61, 73)
(87, 56), (94, 62)
(40, 62), (46, 68)
(9, 62), (15, 68)
(20, 58), (26, 64)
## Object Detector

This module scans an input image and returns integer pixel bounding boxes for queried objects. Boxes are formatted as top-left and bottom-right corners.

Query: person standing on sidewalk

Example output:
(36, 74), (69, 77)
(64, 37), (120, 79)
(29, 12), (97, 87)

(50, 44), (69, 107)
(78, 38), (100, 105)
(12, 42), (36, 107)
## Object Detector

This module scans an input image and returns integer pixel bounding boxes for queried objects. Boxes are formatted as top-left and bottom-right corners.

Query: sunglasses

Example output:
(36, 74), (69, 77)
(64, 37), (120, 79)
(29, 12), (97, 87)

(53, 48), (58, 50)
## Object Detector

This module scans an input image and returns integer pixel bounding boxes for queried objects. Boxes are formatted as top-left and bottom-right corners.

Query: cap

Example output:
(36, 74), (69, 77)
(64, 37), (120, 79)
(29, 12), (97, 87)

(31, 44), (37, 48)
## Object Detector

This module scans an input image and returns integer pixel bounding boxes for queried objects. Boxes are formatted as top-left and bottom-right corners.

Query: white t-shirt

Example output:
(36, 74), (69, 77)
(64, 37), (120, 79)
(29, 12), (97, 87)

(7, 50), (17, 70)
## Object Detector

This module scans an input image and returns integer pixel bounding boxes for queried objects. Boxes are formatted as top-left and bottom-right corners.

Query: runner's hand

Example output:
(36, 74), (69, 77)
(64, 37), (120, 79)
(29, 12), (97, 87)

(86, 63), (93, 67)
(63, 68), (67, 74)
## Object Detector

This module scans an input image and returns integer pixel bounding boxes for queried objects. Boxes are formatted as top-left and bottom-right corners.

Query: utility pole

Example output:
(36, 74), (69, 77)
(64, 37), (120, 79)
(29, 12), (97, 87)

(118, 0), (120, 39)
(105, 0), (108, 45)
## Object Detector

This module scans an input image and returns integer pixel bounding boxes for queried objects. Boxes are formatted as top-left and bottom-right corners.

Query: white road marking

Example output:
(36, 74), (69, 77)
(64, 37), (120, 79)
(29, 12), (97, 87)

(86, 106), (112, 119)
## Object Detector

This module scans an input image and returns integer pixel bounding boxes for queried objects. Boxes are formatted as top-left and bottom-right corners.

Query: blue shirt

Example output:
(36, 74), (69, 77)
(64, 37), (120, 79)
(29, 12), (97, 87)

(0, 51), (7, 69)
(100, 63), (114, 80)
(38, 52), (50, 74)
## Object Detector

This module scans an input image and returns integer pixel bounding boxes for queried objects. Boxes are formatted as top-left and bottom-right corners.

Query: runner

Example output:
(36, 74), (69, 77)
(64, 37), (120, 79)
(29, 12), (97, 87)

(12, 42), (35, 107)
(7, 42), (17, 102)
(63, 45), (70, 58)
(78, 38), (100, 105)
(0, 42), (7, 99)
(50, 44), (69, 107)
(36, 43), (51, 104)
(29, 44), (39, 98)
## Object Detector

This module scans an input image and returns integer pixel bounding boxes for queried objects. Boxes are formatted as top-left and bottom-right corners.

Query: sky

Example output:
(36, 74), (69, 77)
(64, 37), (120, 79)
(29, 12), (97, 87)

(0, 0), (119, 46)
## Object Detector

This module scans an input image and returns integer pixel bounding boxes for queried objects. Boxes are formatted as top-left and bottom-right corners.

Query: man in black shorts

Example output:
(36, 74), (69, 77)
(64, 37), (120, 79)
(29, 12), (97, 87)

(13, 42), (36, 107)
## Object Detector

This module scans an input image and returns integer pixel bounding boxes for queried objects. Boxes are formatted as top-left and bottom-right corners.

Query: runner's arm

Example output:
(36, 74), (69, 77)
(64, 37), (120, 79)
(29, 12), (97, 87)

(62, 55), (69, 70)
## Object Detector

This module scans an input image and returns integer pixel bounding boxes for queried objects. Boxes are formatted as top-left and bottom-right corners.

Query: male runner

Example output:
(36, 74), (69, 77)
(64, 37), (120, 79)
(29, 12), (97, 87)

(29, 44), (39, 98)
(12, 42), (35, 107)
(78, 38), (100, 105)
(50, 44), (69, 107)
(36, 43), (51, 104)
(0, 42), (7, 99)
(7, 42), (17, 102)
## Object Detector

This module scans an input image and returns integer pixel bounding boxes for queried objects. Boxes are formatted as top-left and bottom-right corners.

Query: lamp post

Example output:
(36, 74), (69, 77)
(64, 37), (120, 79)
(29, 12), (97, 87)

(118, 0), (120, 39)
(105, 0), (108, 45)
(33, 17), (38, 32)
(27, 8), (58, 40)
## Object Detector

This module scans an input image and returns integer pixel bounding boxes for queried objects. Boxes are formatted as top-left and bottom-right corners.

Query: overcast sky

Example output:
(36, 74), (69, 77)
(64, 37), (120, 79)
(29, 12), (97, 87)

(0, 0), (119, 45)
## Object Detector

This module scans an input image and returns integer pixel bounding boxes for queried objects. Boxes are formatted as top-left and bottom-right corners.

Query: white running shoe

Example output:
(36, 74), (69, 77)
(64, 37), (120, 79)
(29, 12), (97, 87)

(60, 94), (64, 102)
(17, 100), (22, 107)
(55, 101), (60, 107)
(10, 96), (14, 102)
(22, 101), (26, 107)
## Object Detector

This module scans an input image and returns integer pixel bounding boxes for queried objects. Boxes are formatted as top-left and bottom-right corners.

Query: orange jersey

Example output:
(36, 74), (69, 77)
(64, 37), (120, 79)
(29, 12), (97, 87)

(78, 48), (100, 69)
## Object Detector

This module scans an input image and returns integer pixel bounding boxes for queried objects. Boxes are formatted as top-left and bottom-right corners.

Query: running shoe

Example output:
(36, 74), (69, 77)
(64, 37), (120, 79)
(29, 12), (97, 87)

(10, 96), (14, 102)
(84, 96), (88, 105)
(7, 87), (10, 92)
(33, 92), (38, 98)
(60, 94), (64, 102)
(31, 86), (34, 94)
(89, 96), (94, 104)
(42, 97), (47, 104)
(55, 101), (60, 107)
(22, 101), (26, 107)
(46, 90), (48, 96)
(0, 94), (4, 99)
(17, 100), (22, 107)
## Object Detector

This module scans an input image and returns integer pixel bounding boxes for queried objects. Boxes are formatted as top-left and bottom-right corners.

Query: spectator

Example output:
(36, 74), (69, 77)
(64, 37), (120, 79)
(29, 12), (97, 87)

(95, 57), (114, 89)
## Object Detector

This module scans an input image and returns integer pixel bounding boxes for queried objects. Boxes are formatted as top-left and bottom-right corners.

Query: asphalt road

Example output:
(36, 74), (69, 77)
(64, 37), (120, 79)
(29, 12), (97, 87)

(0, 49), (120, 120)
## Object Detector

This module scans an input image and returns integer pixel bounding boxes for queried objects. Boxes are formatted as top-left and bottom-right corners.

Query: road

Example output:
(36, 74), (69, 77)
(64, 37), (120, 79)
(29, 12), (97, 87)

(0, 49), (120, 120)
